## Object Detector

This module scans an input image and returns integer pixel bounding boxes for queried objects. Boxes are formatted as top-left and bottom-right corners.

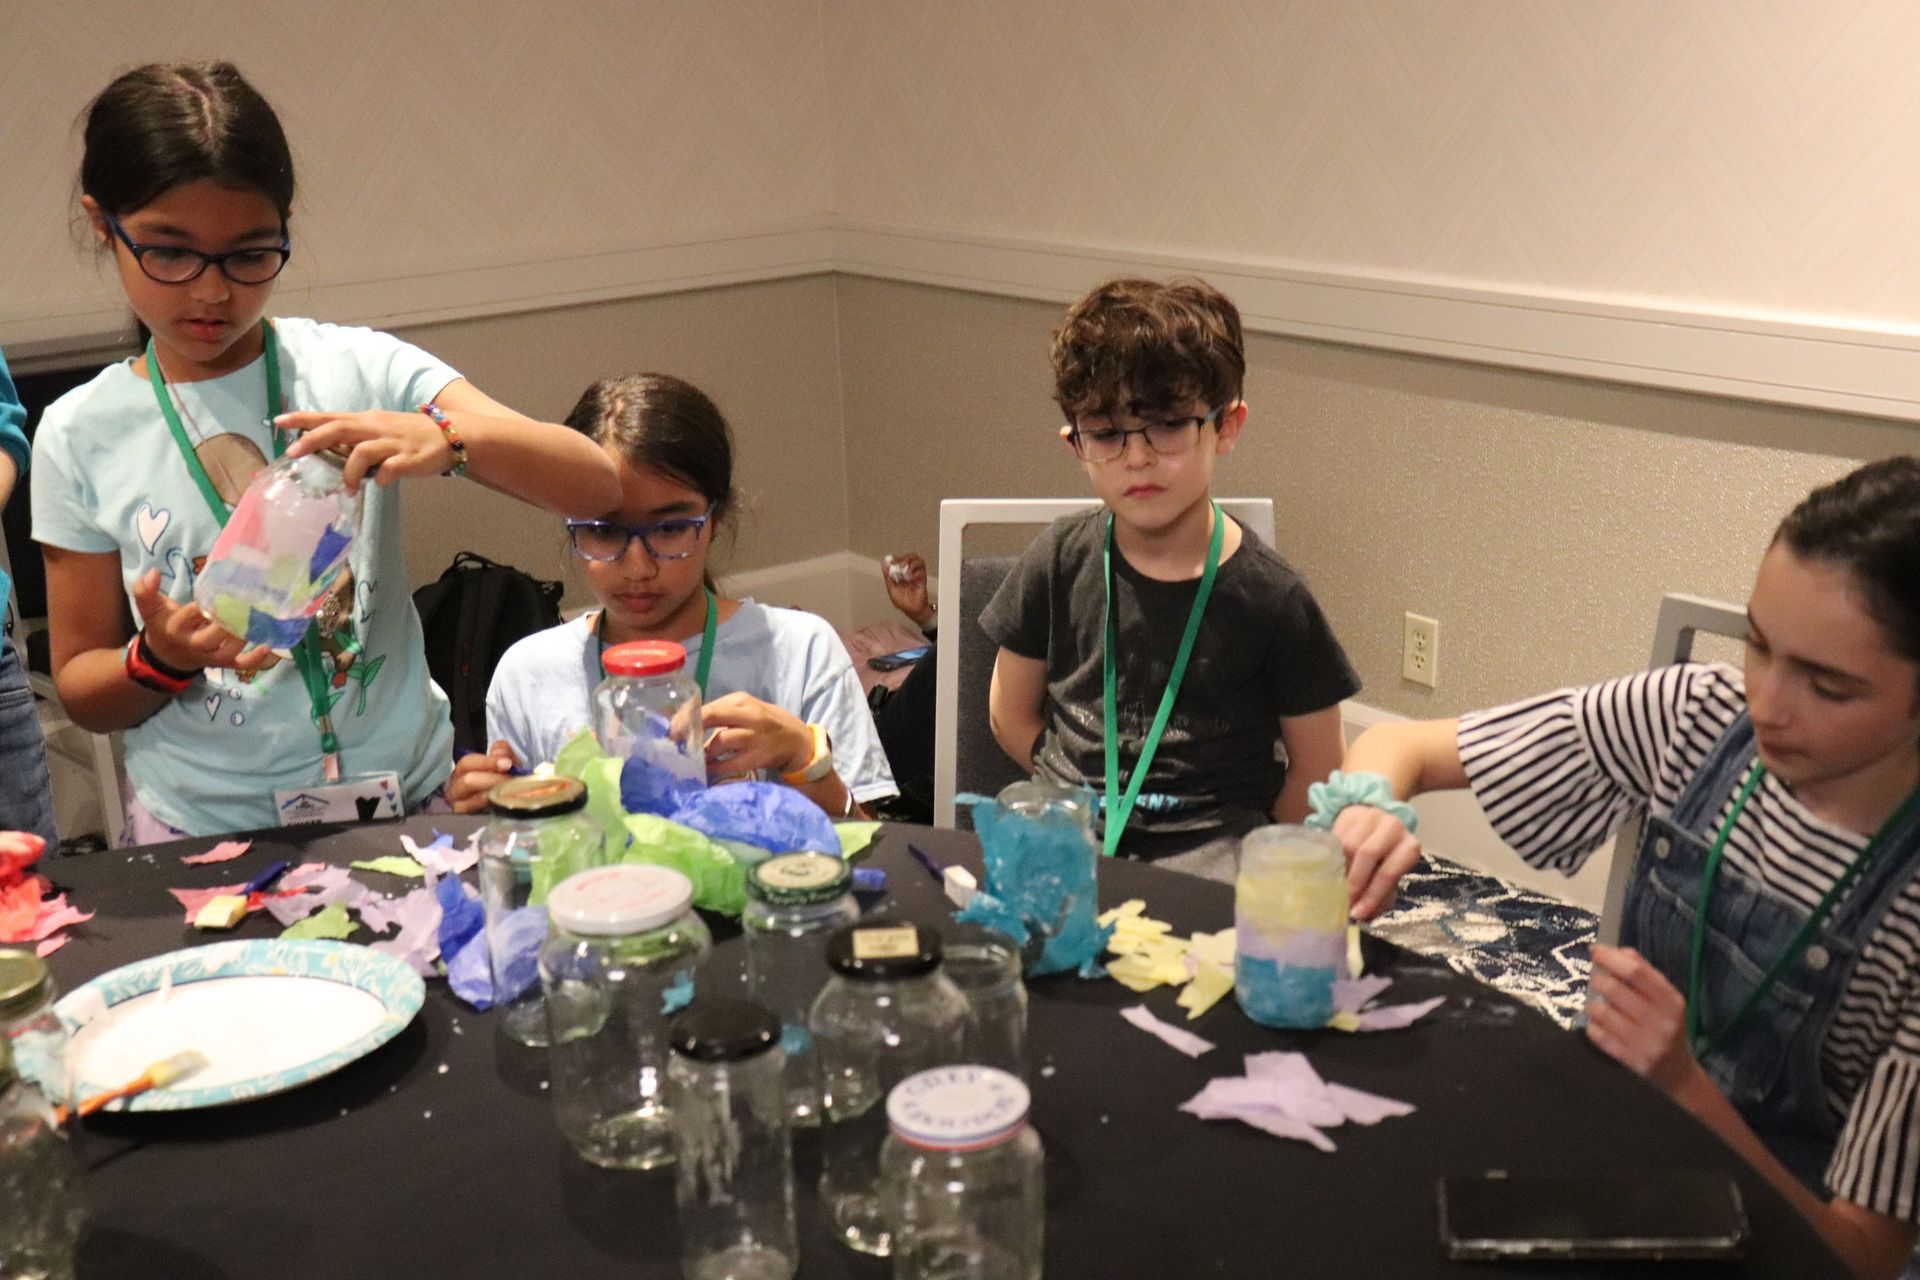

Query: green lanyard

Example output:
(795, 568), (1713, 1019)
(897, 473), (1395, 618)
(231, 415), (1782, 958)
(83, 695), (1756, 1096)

(147, 322), (346, 780)
(1686, 758), (1920, 1056)
(594, 584), (718, 697)
(1100, 501), (1223, 856)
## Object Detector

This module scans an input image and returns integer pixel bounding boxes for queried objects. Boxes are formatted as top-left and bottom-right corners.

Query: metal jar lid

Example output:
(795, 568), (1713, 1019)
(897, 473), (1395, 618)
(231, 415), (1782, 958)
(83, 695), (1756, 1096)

(0, 949), (54, 1023)
(826, 921), (942, 981)
(748, 852), (853, 906)
(669, 999), (781, 1063)
(486, 775), (588, 819)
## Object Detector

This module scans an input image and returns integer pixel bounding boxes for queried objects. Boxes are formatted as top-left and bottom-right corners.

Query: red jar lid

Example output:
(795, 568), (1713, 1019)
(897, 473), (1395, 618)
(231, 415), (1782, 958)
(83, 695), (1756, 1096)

(602, 639), (688, 677)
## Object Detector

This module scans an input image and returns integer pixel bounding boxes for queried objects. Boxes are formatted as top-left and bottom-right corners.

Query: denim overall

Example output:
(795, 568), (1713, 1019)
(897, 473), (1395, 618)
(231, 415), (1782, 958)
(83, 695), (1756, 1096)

(1621, 712), (1920, 1192)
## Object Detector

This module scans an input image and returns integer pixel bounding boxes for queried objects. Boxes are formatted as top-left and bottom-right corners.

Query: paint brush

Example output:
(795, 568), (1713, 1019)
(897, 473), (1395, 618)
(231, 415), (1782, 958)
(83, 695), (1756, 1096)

(59, 1049), (211, 1123)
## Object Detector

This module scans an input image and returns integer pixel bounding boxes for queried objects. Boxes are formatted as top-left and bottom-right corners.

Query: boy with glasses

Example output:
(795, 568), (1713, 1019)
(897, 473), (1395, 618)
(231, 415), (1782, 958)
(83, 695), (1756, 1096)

(982, 278), (1358, 875)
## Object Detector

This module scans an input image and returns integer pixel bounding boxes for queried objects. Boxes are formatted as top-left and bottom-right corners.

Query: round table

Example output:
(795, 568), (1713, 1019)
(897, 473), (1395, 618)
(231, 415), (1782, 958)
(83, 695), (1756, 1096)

(35, 817), (1844, 1278)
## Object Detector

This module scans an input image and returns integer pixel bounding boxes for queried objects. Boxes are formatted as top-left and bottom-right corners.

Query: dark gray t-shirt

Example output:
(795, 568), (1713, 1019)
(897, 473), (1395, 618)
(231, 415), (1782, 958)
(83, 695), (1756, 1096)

(980, 508), (1360, 857)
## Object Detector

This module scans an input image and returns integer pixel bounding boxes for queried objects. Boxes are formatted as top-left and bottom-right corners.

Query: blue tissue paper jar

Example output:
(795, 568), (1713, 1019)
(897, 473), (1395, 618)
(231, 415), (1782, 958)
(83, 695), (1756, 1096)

(1234, 825), (1350, 1029)
(969, 780), (1102, 977)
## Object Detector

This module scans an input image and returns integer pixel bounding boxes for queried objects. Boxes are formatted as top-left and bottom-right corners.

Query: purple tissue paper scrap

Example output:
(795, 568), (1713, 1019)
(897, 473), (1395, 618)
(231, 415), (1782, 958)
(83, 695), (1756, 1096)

(367, 886), (443, 976)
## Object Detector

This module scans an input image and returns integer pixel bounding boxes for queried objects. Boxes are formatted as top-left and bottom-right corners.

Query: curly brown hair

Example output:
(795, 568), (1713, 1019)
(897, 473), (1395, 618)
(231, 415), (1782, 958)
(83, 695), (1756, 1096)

(1049, 277), (1245, 421)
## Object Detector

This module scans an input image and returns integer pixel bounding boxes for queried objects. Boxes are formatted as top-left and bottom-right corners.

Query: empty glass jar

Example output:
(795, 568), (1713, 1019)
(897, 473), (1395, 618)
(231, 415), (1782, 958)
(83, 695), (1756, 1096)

(743, 852), (861, 1127)
(541, 864), (712, 1168)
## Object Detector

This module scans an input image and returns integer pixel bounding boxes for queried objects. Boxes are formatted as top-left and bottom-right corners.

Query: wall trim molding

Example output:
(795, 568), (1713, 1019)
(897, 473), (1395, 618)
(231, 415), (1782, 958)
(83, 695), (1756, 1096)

(10, 214), (1918, 425)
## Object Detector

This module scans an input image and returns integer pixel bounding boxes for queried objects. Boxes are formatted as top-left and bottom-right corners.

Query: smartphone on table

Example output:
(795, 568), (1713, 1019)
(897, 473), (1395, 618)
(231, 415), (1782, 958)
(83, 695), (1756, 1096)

(1437, 1170), (1748, 1262)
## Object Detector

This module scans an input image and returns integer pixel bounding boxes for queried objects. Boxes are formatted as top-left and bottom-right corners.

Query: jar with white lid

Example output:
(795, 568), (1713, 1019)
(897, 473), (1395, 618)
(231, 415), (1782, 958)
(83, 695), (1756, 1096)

(881, 1065), (1043, 1280)
(540, 863), (712, 1168)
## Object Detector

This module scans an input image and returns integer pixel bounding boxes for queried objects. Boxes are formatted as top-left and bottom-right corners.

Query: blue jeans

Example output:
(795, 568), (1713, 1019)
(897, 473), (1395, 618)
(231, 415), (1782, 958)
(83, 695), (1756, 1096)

(0, 635), (57, 844)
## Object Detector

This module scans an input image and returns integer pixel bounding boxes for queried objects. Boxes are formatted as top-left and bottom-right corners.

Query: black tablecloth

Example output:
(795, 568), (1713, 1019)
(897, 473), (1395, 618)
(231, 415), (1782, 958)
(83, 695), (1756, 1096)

(37, 819), (1845, 1279)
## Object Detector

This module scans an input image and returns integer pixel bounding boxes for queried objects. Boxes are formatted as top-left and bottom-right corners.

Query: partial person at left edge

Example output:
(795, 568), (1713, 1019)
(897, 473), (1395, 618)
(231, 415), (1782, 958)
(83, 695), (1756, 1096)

(0, 346), (57, 845)
(30, 62), (619, 843)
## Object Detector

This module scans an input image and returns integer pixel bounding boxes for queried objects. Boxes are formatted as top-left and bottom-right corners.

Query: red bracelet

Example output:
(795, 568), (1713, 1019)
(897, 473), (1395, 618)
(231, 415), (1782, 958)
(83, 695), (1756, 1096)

(124, 632), (194, 695)
(418, 403), (468, 477)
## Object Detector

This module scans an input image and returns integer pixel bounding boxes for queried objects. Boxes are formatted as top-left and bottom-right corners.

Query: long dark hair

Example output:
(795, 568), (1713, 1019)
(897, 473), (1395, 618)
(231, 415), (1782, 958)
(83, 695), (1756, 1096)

(81, 62), (295, 221)
(1776, 456), (1920, 671)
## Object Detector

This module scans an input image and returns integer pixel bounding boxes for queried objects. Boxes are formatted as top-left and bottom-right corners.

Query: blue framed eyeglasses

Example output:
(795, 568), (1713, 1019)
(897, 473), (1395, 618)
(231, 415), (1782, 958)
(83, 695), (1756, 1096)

(566, 512), (713, 562)
(103, 212), (291, 285)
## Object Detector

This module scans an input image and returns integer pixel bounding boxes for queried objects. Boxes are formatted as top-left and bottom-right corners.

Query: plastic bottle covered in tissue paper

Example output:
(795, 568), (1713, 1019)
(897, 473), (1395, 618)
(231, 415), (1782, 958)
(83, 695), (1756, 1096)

(1234, 825), (1350, 1029)
(193, 450), (359, 650)
(595, 640), (707, 790)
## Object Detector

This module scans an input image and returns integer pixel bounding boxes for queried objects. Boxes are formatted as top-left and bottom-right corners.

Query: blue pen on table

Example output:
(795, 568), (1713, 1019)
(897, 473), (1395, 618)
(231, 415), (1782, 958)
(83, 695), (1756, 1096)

(241, 859), (292, 900)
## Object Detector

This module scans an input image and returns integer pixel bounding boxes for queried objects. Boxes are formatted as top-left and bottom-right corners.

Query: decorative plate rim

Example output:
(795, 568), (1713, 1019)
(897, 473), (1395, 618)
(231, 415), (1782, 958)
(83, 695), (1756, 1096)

(50, 939), (425, 1111)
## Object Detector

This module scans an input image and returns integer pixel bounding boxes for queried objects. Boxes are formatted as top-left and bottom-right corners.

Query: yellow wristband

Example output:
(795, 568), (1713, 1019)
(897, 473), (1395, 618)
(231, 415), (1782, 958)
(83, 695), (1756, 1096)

(781, 723), (833, 785)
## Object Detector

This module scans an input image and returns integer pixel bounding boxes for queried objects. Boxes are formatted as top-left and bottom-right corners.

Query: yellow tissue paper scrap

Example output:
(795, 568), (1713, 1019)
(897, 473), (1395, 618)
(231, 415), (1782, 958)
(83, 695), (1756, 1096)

(1098, 900), (1242, 1016)
(1177, 960), (1234, 1020)
(834, 821), (882, 860)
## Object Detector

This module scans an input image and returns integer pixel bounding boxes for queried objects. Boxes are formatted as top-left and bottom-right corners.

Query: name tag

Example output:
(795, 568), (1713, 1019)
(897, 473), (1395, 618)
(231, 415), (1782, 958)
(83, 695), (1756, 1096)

(274, 772), (404, 825)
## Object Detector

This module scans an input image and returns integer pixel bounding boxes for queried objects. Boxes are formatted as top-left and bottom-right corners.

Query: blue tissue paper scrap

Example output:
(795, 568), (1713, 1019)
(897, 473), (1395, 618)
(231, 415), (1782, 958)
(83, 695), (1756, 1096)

(961, 795), (1110, 978)
(661, 970), (696, 1015)
(489, 906), (548, 1005)
(620, 755), (705, 818)
(436, 875), (492, 1010)
(672, 782), (838, 856)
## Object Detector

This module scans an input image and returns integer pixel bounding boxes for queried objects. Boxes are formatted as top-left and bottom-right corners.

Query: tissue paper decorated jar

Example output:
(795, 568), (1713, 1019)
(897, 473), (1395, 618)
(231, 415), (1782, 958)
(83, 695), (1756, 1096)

(962, 781), (1104, 978)
(1234, 825), (1350, 1029)
(193, 451), (358, 651)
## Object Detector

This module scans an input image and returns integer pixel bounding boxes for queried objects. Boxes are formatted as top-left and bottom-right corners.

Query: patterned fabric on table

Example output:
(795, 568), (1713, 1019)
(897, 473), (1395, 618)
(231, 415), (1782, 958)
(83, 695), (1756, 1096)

(1366, 854), (1597, 1030)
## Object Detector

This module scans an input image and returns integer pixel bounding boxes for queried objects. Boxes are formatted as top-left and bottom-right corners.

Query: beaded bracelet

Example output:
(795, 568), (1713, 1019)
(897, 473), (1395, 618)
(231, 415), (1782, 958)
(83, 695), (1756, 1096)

(1304, 770), (1419, 835)
(418, 403), (468, 477)
(124, 632), (195, 695)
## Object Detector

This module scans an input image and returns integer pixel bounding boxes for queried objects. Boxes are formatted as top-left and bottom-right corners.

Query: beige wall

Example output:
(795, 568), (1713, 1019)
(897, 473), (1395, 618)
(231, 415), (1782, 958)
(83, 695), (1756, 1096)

(833, 274), (1920, 716)
(389, 275), (848, 610)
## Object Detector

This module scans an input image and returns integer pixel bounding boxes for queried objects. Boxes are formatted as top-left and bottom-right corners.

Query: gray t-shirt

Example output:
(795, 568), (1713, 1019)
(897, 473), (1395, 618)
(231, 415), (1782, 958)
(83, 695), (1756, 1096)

(980, 508), (1359, 856)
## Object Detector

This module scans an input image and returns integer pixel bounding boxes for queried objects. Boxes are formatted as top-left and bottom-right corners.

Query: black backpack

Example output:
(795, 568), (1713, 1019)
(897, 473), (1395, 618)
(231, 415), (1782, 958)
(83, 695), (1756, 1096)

(413, 552), (564, 757)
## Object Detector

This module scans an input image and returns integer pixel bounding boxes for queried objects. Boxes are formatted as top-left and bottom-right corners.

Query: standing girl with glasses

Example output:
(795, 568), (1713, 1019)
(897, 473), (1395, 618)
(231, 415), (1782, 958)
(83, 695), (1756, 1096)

(449, 374), (896, 819)
(31, 62), (619, 841)
(1333, 458), (1920, 1279)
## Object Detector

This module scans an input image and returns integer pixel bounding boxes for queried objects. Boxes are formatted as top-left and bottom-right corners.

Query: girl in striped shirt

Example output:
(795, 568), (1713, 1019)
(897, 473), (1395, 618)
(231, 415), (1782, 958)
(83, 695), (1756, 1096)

(1333, 457), (1920, 1279)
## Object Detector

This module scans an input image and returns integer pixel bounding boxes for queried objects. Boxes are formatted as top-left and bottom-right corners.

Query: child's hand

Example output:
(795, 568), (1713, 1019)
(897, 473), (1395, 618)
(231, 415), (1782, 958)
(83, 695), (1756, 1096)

(132, 570), (276, 676)
(450, 740), (520, 814)
(277, 409), (457, 494)
(1585, 945), (1702, 1097)
(701, 693), (816, 779)
(882, 553), (935, 630)
(1332, 803), (1423, 921)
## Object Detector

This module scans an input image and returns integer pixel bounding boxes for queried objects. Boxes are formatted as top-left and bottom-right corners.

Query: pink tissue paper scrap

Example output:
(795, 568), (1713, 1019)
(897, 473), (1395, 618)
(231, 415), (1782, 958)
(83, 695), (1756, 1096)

(167, 882), (247, 924)
(180, 839), (253, 865)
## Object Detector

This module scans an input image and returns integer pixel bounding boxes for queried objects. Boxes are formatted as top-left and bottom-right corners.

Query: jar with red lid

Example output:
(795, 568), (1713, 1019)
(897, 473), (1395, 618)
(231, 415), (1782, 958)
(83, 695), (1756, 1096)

(593, 638), (706, 790)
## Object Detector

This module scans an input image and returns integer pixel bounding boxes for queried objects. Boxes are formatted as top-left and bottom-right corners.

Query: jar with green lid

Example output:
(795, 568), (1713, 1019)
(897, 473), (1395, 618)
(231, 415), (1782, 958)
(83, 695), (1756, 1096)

(0, 948), (69, 1111)
(744, 853), (860, 1127)
(0, 1020), (84, 1279)
(479, 775), (605, 1047)
(540, 863), (712, 1169)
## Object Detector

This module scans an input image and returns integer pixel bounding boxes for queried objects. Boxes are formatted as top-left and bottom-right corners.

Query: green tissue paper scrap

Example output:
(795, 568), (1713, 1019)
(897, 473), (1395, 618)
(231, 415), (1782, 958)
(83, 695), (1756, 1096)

(349, 856), (426, 879)
(619, 813), (747, 915)
(281, 903), (358, 940)
(834, 821), (882, 859)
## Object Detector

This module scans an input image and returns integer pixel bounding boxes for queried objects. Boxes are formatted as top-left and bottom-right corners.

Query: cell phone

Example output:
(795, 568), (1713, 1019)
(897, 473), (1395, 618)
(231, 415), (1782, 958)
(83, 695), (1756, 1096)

(1437, 1171), (1748, 1262)
(867, 645), (929, 672)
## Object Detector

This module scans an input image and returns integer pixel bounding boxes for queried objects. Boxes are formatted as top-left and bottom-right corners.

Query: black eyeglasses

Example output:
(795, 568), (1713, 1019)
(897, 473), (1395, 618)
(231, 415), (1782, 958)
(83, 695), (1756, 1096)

(566, 512), (713, 562)
(104, 212), (291, 285)
(1067, 404), (1226, 463)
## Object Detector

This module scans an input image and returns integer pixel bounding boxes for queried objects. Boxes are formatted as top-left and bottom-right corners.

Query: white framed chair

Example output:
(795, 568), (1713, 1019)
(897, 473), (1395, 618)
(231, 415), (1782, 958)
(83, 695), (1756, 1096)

(0, 533), (122, 846)
(1591, 592), (1747, 947)
(932, 497), (1277, 828)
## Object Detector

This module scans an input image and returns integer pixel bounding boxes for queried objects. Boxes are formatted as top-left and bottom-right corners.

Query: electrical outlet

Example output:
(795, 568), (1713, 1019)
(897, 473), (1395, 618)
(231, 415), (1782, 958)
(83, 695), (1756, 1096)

(1403, 613), (1439, 688)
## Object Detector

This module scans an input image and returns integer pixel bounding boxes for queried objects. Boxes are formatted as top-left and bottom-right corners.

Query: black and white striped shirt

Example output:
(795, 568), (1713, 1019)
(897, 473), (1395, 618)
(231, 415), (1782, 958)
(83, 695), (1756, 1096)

(1459, 663), (1920, 1221)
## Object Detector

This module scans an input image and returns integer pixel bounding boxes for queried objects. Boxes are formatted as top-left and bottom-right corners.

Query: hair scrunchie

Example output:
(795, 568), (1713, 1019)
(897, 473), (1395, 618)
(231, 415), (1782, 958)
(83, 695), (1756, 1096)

(1304, 770), (1418, 835)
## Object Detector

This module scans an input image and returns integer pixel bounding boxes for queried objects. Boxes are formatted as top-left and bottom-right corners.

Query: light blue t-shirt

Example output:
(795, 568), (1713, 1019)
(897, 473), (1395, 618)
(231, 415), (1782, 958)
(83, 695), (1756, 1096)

(487, 603), (898, 805)
(31, 317), (461, 836)
(0, 348), (28, 622)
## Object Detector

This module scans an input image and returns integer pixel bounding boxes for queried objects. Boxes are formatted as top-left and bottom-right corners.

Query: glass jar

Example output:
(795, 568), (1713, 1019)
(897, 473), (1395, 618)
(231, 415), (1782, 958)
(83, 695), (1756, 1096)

(812, 922), (969, 1256)
(594, 639), (706, 792)
(0, 1033), (84, 1280)
(940, 925), (1027, 1079)
(882, 1066), (1043, 1280)
(541, 863), (711, 1168)
(971, 779), (1100, 977)
(193, 449), (359, 650)
(480, 776), (606, 1047)
(744, 853), (861, 1127)
(0, 950), (70, 1112)
(669, 999), (797, 1280)
(1234, 824), (1351, 1029)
